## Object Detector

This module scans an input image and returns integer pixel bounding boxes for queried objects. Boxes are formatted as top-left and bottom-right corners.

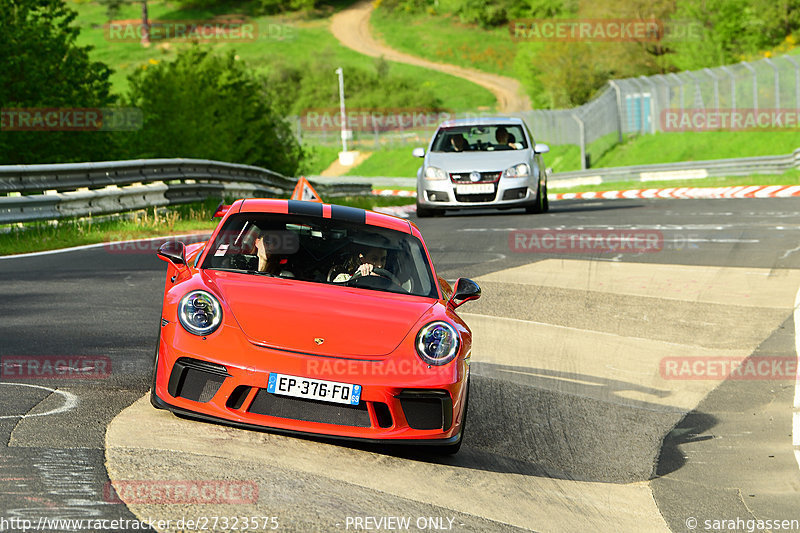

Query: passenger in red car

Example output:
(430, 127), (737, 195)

(255, 232), (282, 275)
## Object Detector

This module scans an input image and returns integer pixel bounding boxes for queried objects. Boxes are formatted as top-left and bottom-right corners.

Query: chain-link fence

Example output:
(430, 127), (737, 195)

(291, 53), (800, 170)
(519, 53), (800, 169)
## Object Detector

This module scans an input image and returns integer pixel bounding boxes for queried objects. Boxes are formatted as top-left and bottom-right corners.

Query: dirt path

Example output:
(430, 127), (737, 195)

(329, 1), (531, 113)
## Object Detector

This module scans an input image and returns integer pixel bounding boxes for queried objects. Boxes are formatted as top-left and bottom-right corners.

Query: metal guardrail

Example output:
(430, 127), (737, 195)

(0, 158), (371, 224)
(549, 147), (800, 188)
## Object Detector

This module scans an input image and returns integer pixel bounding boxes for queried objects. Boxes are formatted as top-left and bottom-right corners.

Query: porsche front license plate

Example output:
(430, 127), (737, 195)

(455, 183), (494, 194)
(267, 373), (362, 405)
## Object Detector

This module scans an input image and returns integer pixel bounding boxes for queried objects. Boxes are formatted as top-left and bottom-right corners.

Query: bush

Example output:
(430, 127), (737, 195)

(120, 47), (304, 176)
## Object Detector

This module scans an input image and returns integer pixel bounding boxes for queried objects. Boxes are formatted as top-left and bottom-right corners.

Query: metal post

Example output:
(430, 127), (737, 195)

(371, 111), (379, 149)
(654, 74), (676, 132)
(784, 55), (800, 110)
(720, 65), (736, 110)
(685, 70), (704, 108)
(669, 73), (684, 109)
(572, 113), (586, 170)
(764, 57), (780, 108)
(741, 61), (758, 111)
(335, 67), (348, 153)
(704, 68), (720, 109)
(608, 80), (624, 143)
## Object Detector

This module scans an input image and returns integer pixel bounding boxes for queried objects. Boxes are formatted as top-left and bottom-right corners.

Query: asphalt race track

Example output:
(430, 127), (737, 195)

(2, 197), (800, 532)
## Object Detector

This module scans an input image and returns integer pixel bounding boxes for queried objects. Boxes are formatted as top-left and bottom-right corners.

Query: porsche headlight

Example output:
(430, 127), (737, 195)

(424, 166), (448, 180)
(415, 321), (460, 366)
(504, 163), (530, 177)
(178, 290), (222, 336)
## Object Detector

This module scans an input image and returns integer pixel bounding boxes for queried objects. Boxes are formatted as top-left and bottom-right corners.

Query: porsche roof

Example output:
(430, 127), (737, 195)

(232, 198), (413, 234)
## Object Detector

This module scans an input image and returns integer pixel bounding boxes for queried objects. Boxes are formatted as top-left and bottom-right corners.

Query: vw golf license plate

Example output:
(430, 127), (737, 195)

(267, 373), (362, 405)
(455, 183), (494, 195)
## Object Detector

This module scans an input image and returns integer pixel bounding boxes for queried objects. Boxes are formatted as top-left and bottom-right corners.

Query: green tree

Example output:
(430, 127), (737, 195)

(666, 0), (800, 69)
(122, 47), (304, 176)
(0, 0), (117, 164)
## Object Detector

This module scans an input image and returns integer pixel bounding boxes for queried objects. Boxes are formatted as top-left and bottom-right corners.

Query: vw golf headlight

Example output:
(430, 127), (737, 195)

(504, 163), (530, 178)
(424, 166), (448, 180)
(415, 321), (460, 366)
(178, 290), (222, 336)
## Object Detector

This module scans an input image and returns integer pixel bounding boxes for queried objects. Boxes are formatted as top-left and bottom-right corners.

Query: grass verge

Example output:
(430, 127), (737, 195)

(593, 131), (800, 168)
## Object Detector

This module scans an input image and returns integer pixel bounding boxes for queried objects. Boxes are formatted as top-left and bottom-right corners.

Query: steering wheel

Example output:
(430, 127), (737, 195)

(347, 267), (405, 291)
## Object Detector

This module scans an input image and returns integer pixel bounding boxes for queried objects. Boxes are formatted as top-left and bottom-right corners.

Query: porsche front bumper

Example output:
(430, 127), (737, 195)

(151, 321), (468, 444)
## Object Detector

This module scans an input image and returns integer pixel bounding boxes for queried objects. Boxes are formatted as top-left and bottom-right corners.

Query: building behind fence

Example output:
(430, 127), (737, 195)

(293, 53), (800, 170)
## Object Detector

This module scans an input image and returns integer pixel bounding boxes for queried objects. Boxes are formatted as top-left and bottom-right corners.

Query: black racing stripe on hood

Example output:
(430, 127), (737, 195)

(287, 200), (323, 217)
(330, 204), (366, 224)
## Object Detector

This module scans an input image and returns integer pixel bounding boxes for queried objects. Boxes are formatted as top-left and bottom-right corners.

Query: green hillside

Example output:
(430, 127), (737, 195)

(70, 0), (496, 111)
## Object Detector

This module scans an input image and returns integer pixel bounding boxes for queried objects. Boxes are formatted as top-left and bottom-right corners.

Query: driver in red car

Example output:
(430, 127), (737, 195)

(332, 246), (387, 282)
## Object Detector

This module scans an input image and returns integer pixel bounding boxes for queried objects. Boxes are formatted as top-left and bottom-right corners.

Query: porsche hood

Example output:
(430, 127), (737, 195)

(207, 272), (436, 358)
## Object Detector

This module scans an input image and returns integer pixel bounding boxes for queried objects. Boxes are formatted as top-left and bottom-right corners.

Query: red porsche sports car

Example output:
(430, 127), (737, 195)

(151, 198), (480, 453)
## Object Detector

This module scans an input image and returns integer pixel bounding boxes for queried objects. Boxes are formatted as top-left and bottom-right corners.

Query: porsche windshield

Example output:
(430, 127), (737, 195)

(431, 124), (528, 152)
(201, 213), (438, 298)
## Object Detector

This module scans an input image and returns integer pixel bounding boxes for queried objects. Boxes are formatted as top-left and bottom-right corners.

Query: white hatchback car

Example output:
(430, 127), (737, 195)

(413, 117), (550, 217)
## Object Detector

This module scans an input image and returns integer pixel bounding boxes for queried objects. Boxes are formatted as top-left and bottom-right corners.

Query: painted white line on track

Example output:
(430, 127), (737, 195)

(794, 412), (800, 446)
(793, 284), (800, 471)
(0, 383), (78, 419)
(0, 233), (210, 260)
(795, 284), (800, 410)
(781, 244), (800, 260)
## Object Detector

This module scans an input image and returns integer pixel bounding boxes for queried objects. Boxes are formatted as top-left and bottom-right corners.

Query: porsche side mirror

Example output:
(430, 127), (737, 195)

(157, 240), (186, 267)
(448, 278), (481, 309)
(412, 147), (426, 158)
